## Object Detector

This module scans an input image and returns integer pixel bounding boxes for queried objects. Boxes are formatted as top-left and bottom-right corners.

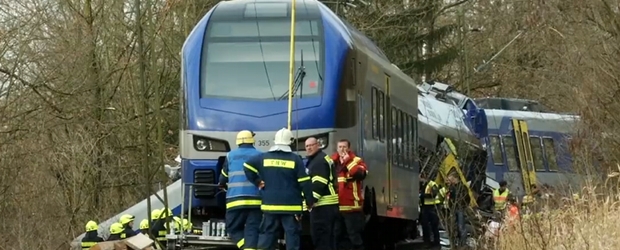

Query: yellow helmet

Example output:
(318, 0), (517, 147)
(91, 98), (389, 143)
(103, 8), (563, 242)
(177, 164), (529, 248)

(119, 214), (135, 225)
(236, 130), (256, 145)
(109, 222), (125, 234)
(139, 219), (149, 230)
(523, 195), (535, 204)
(151, 209), (161, 220)
(182, 219), (192, 231)
(85, 221), (98, 232)
(160, 208), (173, 218)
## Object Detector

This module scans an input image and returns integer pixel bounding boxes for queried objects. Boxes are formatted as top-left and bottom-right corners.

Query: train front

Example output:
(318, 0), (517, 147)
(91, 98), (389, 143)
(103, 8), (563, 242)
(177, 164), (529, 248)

(180, 0), (347, 210)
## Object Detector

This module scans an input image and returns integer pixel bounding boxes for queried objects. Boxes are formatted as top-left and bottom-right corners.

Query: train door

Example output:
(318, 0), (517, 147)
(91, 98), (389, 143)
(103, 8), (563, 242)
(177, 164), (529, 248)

(385, 74), (393, 206)
(511, 119), (537, 195)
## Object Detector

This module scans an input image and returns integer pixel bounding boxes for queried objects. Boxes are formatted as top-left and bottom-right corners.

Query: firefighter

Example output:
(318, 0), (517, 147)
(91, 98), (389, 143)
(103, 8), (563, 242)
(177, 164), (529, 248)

(139, 219), (149, 235)
(332, 139), (368, 250)
(149, 208), (168, 247)
(243, 128), (313, 250)
(219, 130), (263, 250)
(492, 181), (510, 212)
(107, 222), (125, 241)
(305, 137), (339, 250)
(81, 221), (104, 249)
(419, 172), (441, 247)
(119, 214), (137, 239)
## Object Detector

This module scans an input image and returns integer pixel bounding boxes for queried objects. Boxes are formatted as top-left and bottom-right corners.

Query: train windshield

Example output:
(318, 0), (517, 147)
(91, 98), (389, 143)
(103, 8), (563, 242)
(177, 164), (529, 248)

(200, 19), (324, 101)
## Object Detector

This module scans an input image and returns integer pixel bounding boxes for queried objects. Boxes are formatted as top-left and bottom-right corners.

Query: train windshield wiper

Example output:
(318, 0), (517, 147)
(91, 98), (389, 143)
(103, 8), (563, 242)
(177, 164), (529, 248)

(277, 51), (307, 101)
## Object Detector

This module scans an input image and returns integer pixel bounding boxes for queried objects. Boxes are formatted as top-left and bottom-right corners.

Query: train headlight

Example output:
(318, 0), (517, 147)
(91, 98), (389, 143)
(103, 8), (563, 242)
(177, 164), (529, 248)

(196, 139), (208, 151)
(317, 137), (327, 149)
(192, 136), (230, 152)
(294, 134), (329, 151)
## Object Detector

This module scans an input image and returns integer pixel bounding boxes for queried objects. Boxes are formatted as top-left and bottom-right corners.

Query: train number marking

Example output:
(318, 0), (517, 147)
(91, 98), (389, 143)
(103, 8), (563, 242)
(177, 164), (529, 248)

(257, 140), (270, 147)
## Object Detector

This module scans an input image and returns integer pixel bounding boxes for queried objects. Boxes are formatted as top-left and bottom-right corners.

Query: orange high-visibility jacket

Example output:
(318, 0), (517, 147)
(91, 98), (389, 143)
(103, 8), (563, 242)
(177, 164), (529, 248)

(331, 152), (368, 212)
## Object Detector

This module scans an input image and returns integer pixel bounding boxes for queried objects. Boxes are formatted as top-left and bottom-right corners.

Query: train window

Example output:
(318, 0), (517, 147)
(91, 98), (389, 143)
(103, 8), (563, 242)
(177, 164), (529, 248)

(543, 138), (559, 171)
(209, 20), (320, 37)
(391, 106), (398, 166)
(502, 136), (519, 171)
(404, 113), (410, 167)
(397, 109), (403, 166)
(412, 116), (418, 162)
(201, 40), (322, 100)
(489, 135), (504, 165)
(378, 90), (385, 141)
(371, 87), (378, 139)
(529, 137), (545, 171)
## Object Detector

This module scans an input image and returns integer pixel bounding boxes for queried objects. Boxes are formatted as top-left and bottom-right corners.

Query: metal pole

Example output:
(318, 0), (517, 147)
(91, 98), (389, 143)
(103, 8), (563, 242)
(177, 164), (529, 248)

(286, 0), (298, 130)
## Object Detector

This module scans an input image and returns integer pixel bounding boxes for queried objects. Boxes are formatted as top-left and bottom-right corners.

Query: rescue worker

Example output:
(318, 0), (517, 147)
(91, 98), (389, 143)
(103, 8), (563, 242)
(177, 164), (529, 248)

(419, 172), (441, 247)
(219, 130), (263, 250)
(243, 128), (313, 250)
(107, 222), (125, 241)
(170, 216), (194, 234)
(139, 219), (149, 235)
(331, 139), (368, 250)
(447, 173), (470, 248)
(119, 214), (137, 239)
(506, 196), (520, 227)
(81, 221), (104, 249)
(305, 137), (339, 250)
(492, 181), (510, 213)
(149, 208), (168, 247)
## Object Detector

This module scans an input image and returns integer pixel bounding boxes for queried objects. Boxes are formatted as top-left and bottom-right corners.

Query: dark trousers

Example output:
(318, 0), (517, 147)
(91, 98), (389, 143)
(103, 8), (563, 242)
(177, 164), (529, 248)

(420, 205), (440, 245)
(455, 209), (467, 246)
(258, 213), (301, 250)
(310, 205), (339, 250)
(334, 211), (365, 250)
(226, 208), (262, 249)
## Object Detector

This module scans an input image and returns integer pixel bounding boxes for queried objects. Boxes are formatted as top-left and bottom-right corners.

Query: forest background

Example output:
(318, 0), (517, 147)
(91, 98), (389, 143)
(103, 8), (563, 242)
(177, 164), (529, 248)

(1, 0), (620, 249)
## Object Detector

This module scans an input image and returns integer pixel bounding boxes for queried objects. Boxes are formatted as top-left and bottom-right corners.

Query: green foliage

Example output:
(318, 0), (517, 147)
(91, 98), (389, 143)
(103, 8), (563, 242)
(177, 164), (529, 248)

(339, 0), (462, 80)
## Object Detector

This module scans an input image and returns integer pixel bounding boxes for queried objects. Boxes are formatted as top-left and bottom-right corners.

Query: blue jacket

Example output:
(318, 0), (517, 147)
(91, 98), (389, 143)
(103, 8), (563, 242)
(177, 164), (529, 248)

(219, 144), (263, 210)
(244, 151), (313, 214)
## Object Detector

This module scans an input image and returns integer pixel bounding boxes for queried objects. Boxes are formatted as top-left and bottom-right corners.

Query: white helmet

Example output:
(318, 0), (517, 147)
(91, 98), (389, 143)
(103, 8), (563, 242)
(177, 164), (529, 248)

(274, 128), (294, 145)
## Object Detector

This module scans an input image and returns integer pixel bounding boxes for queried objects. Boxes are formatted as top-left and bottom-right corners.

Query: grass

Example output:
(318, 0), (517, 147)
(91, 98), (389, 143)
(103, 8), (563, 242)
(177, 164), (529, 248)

(487, 183), (620, 250)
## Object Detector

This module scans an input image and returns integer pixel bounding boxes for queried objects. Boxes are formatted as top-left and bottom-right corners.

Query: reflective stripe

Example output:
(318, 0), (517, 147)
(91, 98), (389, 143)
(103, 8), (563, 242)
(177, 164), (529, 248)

(221, 169), (228, 177)
(244, 163), (258, 173)
(316, 194), (338, 206)
(312, 176), (328, 184)
(263, 159), (295, 169)
(226, 199), (262, 209)
(156, 230), (167, 241)
(340, 204), (362, 211)
(346, 157), (361, 171)
(81, 241), (97, 249)
(228, 170), (246, 177)
(423, 181), (441, 205)
(261, 204), (303, 212)
(298, 176), (310, 182)
(120, 233), (127, 239)
(227, 182), (256, 188)
(237, 238), (245, 248)
(493, 189), (509, 210)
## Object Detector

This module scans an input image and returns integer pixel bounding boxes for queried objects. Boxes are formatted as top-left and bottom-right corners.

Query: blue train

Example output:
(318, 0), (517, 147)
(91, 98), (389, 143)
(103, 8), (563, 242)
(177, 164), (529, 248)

(180, 0), (422, 248)
(476, 97), (582, 199)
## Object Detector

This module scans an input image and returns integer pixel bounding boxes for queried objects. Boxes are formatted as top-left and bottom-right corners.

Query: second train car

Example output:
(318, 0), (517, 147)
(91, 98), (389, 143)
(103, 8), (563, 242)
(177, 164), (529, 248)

(180, 0), (420, 248)
(476, 97), (582, 199)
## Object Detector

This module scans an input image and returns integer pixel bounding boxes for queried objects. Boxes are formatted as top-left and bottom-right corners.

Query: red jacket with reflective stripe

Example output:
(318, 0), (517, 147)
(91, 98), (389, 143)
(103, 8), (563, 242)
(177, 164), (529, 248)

(331, 152), (367, 212)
